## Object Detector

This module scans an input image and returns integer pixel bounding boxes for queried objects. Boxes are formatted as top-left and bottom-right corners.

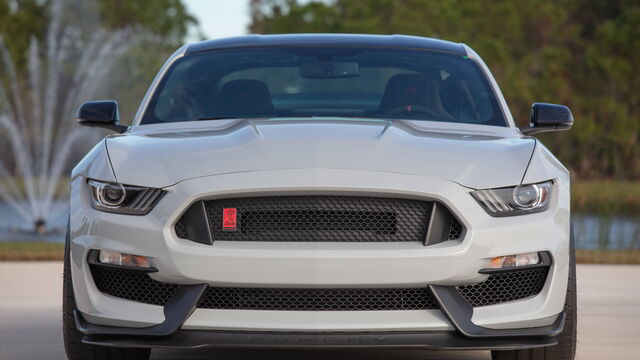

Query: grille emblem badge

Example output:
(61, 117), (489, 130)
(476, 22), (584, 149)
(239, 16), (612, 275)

(223, 208), (237, 231)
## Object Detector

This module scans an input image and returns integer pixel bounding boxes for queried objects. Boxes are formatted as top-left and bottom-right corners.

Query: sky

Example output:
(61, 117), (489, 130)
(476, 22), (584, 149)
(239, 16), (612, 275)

(182, 0), (251, 41)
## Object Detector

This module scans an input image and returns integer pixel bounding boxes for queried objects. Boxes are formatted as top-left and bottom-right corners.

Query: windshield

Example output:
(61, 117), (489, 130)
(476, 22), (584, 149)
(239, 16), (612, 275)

(141, 47), (507, 126)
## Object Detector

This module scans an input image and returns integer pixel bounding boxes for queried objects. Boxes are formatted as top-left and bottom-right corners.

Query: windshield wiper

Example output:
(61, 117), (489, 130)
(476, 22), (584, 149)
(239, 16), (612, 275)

(197, 115), (379, 121)
(197, 116), (239, 121)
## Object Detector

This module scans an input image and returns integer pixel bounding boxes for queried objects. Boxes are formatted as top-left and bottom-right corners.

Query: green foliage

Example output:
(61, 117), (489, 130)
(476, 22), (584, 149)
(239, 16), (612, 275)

(96, 0), (196, 45)
(250, 0), (640, 179)
(0, 0), (197, 121)
(107, 44), (174, 125)
(572, 180), (640, 215)
(0, 0), (48, 74)
(90, 0), (196, 123)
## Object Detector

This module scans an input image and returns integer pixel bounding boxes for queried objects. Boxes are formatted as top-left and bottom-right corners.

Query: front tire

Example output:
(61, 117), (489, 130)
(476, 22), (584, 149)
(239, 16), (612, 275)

(62, 225), (151, 360)
(491, 225), (577, 360)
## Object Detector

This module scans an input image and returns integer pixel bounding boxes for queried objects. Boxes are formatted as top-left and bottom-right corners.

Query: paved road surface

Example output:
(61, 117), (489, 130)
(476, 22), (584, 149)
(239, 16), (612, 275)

(1, 262), (638, 360)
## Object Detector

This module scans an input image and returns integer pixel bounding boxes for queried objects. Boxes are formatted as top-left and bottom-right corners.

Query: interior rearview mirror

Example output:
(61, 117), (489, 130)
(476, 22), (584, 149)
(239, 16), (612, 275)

(299, 61), (359, 79)
(520, 103), (574, 135)
(76, 100), (127, 133)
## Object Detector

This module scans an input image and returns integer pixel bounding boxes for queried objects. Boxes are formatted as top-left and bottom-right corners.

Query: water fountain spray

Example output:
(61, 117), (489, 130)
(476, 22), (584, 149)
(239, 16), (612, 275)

(0, 1), (138, 233)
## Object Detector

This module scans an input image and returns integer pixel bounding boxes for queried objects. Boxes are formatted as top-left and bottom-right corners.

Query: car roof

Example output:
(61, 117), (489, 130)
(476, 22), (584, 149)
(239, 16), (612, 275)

(186, 34), (467, 56)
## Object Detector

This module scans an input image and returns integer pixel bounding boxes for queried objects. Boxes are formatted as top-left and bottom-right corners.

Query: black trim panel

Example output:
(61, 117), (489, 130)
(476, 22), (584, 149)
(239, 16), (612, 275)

(75, 283), (207, 337)
(82, 329), (557, 350)
(429, 285), (564, 338)
(181, 201), (213, 245)
(424, 202), (453, 246)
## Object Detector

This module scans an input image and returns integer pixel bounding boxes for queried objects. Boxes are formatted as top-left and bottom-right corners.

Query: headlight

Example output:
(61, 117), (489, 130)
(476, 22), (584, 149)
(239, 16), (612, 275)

(471, 180), (552, 216)
(87, 179), (165, 215)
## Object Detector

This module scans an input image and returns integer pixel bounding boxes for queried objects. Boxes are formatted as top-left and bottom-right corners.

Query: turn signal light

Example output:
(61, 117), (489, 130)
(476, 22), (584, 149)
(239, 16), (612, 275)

(99, 250), (151, 268)
(488, 252), (540, 269)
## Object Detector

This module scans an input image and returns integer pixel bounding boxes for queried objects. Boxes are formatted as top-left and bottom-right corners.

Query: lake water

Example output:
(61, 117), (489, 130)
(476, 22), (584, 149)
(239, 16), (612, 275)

(0, 201), (68, 242)
(572, 214), (640, 250)
(0, 201), (638, 250)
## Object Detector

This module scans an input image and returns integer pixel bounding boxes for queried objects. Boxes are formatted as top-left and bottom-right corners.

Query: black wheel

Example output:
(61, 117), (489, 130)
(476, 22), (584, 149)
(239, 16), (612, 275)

(63, 224), (151, 360)
(491, 225), (577, 360)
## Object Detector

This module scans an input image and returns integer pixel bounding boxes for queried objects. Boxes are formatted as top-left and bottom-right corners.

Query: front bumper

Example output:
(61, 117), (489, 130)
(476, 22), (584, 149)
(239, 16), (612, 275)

(69, 168), (571, 347)
(75, 283), (565, 350)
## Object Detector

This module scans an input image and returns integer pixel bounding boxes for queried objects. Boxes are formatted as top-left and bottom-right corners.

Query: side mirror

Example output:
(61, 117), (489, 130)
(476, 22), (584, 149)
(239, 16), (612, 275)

(520, 103), (573, 135)
(76, 100), (127, 133)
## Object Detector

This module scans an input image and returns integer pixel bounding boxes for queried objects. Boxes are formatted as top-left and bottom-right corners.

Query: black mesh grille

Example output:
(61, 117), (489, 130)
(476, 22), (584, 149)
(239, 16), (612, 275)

(90, 265), (179, 306)
(198, 287), (438, 311)
(448, 218), (463, 240)
(203, 196), (432, 242)
(174, 217), (188, 239)
(457, 267), (549, 307)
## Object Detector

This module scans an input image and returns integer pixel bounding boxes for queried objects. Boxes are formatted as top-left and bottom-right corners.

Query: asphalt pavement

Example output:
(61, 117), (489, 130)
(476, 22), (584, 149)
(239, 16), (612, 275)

(0, 262), (638, 360)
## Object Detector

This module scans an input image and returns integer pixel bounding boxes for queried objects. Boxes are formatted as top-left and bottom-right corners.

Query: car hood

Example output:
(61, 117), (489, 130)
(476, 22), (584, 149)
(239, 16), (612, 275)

(106, 118), (534, 189)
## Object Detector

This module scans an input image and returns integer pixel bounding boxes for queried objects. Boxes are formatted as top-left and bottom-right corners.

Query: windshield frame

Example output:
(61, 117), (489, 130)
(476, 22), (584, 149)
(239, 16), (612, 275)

(134, 45), (513, 128)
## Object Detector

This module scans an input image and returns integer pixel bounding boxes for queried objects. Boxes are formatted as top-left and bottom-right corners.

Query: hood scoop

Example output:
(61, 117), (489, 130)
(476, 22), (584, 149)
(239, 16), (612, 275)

(252, 119), (390, 139)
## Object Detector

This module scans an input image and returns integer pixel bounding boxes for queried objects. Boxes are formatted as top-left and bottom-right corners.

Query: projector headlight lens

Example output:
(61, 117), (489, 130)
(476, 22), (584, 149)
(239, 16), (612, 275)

(97, 183), (126, 207)
(88, 179), (165, 215)
(471, 180), (552, 216)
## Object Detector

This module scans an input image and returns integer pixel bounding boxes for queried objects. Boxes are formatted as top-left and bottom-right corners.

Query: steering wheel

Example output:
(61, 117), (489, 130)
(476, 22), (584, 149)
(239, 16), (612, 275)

(383, 105), (441, 118)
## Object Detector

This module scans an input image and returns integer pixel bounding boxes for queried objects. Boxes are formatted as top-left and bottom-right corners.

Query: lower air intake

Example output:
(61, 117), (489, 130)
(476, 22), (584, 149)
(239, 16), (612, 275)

(457, 267), (549, 307)
(198, 287), (438, 311)
(90, 265), (179, 306)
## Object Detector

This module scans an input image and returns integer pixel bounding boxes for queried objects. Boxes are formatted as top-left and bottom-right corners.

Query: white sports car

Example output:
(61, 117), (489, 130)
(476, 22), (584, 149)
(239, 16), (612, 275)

(64, 34), (576, 360)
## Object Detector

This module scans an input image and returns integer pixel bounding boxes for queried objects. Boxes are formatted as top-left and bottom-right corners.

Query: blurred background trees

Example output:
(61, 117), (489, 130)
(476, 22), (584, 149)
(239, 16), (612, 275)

(0, 0), (196, 167)
(0, 0), (195, 125)
(250, 0), (640, 180)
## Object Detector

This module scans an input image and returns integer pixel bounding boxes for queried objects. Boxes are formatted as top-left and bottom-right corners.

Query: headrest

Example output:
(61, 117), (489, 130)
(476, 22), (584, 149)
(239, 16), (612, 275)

(378, 73), (434, 112)
(219, 79), (275, 116)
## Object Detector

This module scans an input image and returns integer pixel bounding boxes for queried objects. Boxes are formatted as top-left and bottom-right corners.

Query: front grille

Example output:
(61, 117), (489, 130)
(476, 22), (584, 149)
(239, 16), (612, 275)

(457, 267), (549, 307)
(198, 287), (438, 311)
(90, 265), (179, 306)
(203, 196), (432, 243)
